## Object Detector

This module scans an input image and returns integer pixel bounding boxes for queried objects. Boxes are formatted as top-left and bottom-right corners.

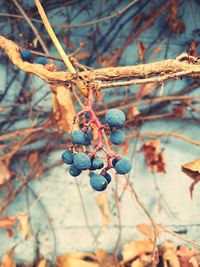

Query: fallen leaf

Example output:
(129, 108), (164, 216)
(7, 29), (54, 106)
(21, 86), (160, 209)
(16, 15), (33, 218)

(1, 249), (16, 267)
(182, 158), (200, 198)
(141, 140), (166, 173)
(0, 160), (13, 186)
(37, 259), (48, 267)
(56, 252), (99, 267)
(121, 239), (155, 264)
(137, 40), (146, 62)
(135, 83), (157, 99)
(176, 246), (199, 267)
(121, 140), (129, 156)
(151, 46), (162, 58)
(136, 224), (160, 242)
(95, 249), (115, 267)
(95, 192), (111, 227)
(160, 240), (180, 267)
(17, 213), (31, 240)
(0, 217), (16, 228)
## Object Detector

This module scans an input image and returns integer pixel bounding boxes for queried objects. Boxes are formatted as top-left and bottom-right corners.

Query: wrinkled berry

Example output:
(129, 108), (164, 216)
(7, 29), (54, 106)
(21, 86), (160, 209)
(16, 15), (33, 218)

(114, 158), (132, 174)
(74, 152), (91, 170)
(92, 157), (104, 169)
(90, 174), (108, 191)
(71, 130), (86, 145)
(110, 130), (125, 145)
(62, 150), (74, 164)
(105, 109), (125, 127)
(69, 164), (82, 177)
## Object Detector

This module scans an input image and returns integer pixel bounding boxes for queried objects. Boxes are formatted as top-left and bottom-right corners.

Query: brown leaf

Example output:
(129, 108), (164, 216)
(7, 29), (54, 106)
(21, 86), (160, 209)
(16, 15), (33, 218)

(17, 213), (31, 240)
(136, 224), (160, 242)
(0, 217), (16, 228)
(176, 246), (199, 267)
(28, 152), (39, 166)
(95, 192), (111, 227)
(1, 249), (16, 267)
(137, 40), (146, 62)
(141, 140), (166, 173)
(160, 240), (180, 267)
(37, 259), (48, 267)
(135, 83), (157, 99)
(166, 0), (185, 34)
(127, 106), (140, 121)
(56, 252), (99, 267)
(95, 249), (116, 267)
(121, 239), (155, 264)
(151, 46), (162, 58)
(51, 85), (76, 132)
(182, 158), (200, 198)
(0, 160), (13, 186)
(121, 140), (129, 156)
(75, 51), (91, 61)
(96, 49), (122, 67)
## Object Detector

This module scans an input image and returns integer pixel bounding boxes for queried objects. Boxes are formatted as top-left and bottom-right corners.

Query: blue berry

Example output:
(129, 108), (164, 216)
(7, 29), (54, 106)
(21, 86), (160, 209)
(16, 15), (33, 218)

(114, 158), (132, 174)
(35, 57), (48, 64)
(90, 174), (108, 191)
(74, 152), (91, 170)
(105, 109), (125, 127)
(92, 157), (104, 169)
(62, 150), (74, 164)
(21, 50), (32, 61)
(112, 158), (118, 167)
(69, 164), (82, 177)
(104, 172), (111, 184)
(110, 130), (125, 145)
(85, 112), (91, 120)
(89, 172), (95, 177)
(84, 129), (93, 146)
(71, 130), (86, 145)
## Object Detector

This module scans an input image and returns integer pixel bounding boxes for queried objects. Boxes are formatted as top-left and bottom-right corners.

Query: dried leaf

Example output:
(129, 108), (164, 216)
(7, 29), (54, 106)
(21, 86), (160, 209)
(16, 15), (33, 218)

(96, 49), (122, 67)
(37, 259), (48, 267)
(127, 106), (140, 121)
(160, 240), (180, 267)
(0, 161), (12, 186)
(75, 51), (91, 61)
(137, 40), (146, 62)
(0, 217), (16, 228)
(122, 239), (154, 263)
(28, 152), (39, 166)
(51, 85), (76, 132)
(176, 246), (199, 267)
(56, 252), (99, 267)
(95, 192), (111, 227)
(182, 158), (200, 198)
(173, 104), (185, 117)
(135, 83), (157, 99)
(95, 249), (115, 267)
(17, 213), (31, 240)
(136, 224), (158, 242)
(0, 217), (16, 238)
(166, 0), (185, 34)
(141, 140), (166, 173)
(1, 249), (16, 267)
(151, 46), (162, 58)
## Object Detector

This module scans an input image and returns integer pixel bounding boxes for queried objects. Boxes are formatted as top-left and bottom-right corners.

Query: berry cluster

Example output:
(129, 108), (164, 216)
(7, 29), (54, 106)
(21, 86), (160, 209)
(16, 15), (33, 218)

(21, 50), (49, 65)
(61, 89), (132, 191)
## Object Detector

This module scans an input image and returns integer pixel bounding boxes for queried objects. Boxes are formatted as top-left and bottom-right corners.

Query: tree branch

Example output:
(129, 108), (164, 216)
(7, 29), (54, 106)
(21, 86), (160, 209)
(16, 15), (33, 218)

(1, 35), (200, 89)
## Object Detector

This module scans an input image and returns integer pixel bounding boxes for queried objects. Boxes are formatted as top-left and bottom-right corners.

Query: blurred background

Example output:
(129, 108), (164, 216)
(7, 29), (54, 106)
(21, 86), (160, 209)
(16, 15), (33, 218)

(0, 0), (200, 264)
